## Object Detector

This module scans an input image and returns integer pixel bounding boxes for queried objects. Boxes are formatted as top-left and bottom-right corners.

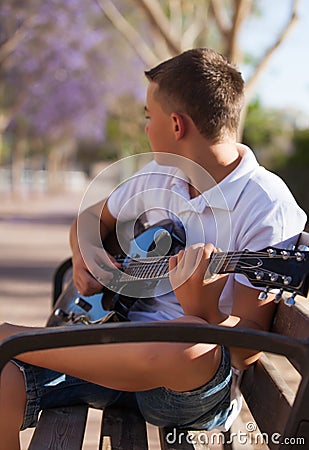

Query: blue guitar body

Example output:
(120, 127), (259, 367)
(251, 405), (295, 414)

(47, 220), (185, 326)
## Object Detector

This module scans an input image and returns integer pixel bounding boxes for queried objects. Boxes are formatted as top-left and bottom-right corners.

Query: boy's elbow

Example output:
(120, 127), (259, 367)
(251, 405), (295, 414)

(230, 349), (262, 371)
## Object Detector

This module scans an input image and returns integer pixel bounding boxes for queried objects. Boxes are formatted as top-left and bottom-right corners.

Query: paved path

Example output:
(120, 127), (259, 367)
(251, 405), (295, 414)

(0, 192), (81, 325)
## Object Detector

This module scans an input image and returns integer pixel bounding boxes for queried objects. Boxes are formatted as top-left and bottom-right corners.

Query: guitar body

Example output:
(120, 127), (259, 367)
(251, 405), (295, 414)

(47, 220), (185, 326)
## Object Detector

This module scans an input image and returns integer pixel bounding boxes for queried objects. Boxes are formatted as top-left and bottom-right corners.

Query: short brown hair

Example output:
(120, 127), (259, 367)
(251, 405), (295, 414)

(145, 48), (244, 141)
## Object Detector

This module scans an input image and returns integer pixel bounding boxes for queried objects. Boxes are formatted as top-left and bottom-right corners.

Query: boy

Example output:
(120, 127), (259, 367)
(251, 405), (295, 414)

(0, 48), (306, 450)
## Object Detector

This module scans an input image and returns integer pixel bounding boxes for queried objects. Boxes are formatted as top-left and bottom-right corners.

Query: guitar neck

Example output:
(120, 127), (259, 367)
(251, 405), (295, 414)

(116, 245), (309, 298)
(119, 252), (240, 282)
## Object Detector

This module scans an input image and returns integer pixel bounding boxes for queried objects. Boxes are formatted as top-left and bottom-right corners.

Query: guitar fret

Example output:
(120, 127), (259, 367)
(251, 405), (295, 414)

(209, 254), (225, 275)
(156, 258), (168, 278)
(223, 252), (239, 272)
(209, 252), (239, 276)
(154, 261), (162, 277)
(124, 257), (170, 280)
(150, 262), (160, 278)
(141, 261), (149, 278)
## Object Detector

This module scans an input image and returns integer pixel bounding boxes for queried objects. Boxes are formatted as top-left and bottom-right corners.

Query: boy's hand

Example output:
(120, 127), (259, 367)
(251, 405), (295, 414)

(169, 243), (215, 288)
(72, 248), (120, 296)
(169, 243), (228, 323)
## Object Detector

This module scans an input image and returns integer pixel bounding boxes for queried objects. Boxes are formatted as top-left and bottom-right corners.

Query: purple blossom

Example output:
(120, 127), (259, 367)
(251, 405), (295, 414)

(1, 0), (146, 143)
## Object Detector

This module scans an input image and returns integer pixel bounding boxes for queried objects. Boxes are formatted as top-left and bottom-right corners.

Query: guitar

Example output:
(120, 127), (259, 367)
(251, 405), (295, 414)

(47, 221), (309, 327)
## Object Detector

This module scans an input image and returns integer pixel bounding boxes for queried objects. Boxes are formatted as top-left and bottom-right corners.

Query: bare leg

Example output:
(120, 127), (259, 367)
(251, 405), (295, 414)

(0, 318), (221, 393)
(0, 362), (26, 450)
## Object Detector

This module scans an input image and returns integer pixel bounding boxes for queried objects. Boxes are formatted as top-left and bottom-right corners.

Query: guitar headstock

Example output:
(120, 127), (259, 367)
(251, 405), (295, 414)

(236, 245), (309, 306)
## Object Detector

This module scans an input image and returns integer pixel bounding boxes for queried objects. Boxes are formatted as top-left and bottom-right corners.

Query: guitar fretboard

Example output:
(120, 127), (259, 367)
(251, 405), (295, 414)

(119, 256), (170, 282)
(118, 252), (241, 282)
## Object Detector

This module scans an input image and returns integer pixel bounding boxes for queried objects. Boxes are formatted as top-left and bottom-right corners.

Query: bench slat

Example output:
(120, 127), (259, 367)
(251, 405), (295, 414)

(272, 301), (309, 340)
(241, 356), (292, 449)
(28, 405), (88, 450)
(100, 406), (148, 450)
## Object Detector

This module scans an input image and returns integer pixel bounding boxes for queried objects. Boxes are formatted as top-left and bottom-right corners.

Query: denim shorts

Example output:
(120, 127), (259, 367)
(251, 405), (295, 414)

(13, 346), (232, 431)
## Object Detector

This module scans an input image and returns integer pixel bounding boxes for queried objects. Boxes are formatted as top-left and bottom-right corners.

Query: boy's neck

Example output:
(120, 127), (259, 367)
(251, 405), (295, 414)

(183, 140), (242, 196)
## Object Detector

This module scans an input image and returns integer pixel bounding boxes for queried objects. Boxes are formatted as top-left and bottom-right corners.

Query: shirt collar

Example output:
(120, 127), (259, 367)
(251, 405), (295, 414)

(170, 145), (259, 212)
(199, 145), (259, 211)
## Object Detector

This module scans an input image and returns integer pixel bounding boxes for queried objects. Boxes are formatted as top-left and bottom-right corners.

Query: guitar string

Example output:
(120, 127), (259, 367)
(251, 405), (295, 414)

(115, 257), (299, 282)
(98, 248), (305, 282)
(109, 252), (306, 264)
(108, 253), (303, 266)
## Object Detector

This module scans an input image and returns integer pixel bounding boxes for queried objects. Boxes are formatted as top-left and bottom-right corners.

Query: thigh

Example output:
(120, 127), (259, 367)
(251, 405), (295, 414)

(136, 346), (232, 431)
(12, 359), (123, 430)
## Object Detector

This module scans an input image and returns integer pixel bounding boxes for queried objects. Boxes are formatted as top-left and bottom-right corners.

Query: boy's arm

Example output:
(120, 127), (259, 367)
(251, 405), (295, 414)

(69, 199), (119, 296)
(226, 281), (276, 369)
(169, 243), (276, 370)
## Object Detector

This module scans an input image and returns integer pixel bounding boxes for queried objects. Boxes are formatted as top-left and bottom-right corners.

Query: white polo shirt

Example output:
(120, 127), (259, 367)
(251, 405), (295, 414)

(108, 145), (307, 321)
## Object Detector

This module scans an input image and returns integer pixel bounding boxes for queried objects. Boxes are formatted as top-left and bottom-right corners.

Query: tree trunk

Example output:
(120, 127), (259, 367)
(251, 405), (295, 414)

(47, 147), (65, 193)
(11, 138), (26, 194)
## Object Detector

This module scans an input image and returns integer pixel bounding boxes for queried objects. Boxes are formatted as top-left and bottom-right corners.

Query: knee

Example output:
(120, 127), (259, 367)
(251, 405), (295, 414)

(0, 362), (27, 427)
(139, 342), (221, 392)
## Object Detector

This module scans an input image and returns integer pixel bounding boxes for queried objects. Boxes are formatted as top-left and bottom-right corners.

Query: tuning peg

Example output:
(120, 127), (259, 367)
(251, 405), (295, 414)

(274, 289), (283, 303)
(54, 308), (74, 322)
(295, 252), (305, 262)
(74, 296), (92, 312)
(258, 287), (269, 301)
(284, 292), (297, 307)
(267, 248), (276, 257)
(280, 250), (290, 260)
(255, 271), (264, 280)
(282, 275), (292, 286)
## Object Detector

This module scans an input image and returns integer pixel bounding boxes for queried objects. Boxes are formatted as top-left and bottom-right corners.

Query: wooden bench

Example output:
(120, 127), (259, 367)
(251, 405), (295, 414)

(0, 233), (308, 450)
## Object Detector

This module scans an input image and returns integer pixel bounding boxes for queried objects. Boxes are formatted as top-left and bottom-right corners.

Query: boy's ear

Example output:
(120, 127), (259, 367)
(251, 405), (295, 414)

(171, 113), (185, 139)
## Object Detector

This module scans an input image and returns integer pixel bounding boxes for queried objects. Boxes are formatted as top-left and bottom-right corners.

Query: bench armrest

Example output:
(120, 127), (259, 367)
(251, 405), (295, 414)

(1, 322), (308, 375)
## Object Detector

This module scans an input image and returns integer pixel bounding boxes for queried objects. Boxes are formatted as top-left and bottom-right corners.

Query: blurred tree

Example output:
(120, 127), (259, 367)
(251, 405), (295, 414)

(275, 127), (309, 218)
(76, 94), (149, 178)
(289, 128), (309, 167)
(243, 98), (294, 167)
(96, 0), (300, 134)
(0, 0), (145, 191)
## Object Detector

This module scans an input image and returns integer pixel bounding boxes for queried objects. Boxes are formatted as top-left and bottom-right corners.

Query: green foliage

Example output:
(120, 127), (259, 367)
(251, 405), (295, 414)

(276, 165), (309, 219)
(276, 128), (309, 218)
(105, 95), (150, 159)
(288, 128), (309, 167)
(0, 136), (10, 164)
(243, 98), (294, 168)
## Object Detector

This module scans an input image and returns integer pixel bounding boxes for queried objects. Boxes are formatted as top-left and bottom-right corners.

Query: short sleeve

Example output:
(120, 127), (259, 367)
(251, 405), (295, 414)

(235, 200), (307, 287)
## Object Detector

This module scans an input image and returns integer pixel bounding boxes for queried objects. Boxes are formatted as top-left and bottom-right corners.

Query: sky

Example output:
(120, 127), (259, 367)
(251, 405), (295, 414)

(240, 0), (309, 127)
